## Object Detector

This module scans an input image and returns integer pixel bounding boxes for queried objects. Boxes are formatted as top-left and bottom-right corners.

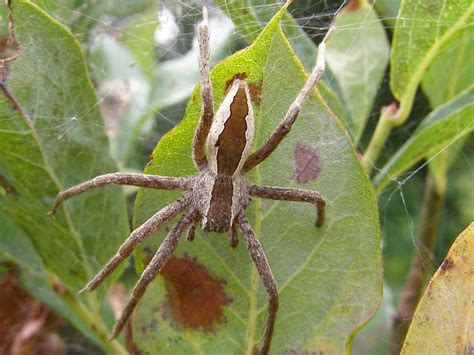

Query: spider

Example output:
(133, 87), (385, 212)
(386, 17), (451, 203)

(50, 8), (332, 355)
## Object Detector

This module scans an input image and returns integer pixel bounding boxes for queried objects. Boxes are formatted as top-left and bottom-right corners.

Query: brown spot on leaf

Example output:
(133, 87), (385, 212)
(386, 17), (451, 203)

(0, 0), (20, 66)
(225, 73), (248, 92)
(161, 256), (230, 331)
(224, 74), (262, 104)
(294, 143), (321, 183)
(439, 258), (453, 273)
(345, 0), (361, 11)
(52, 282), (67, 296)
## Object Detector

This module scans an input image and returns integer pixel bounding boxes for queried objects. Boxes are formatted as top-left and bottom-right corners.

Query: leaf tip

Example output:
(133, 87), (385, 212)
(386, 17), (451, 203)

(345, 0), (361, 12)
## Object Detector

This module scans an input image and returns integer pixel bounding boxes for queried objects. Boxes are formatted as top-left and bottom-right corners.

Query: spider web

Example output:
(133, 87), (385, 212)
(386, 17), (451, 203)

(0, 0), (472, 354)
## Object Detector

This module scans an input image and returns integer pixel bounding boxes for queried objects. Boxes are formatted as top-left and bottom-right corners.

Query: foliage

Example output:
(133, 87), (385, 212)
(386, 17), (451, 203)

(401, 223), (474, 353)
(0, 0), (472, 353)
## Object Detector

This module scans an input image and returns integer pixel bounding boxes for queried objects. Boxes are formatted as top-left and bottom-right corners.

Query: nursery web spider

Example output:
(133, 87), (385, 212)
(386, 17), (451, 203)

(50, 8), (332, 354)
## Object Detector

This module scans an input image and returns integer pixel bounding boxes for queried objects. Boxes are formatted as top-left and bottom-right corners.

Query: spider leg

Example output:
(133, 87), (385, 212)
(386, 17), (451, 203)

(79, 196), (191, 294)
(193, 7), (214, 170)
(228, 223), (239, 248)
(249, 184), (325, 227)
(186, 212), (200, 241)
(187, 222), (196, 241)
(111, 209), (196, 339)
(49, 173), (191, 214)
(242, 27), (334, 173)
(235, 214), (278, 355)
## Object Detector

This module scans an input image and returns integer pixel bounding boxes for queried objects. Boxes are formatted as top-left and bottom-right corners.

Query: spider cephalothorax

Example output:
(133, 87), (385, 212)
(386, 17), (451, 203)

(50, 8), (331, 355)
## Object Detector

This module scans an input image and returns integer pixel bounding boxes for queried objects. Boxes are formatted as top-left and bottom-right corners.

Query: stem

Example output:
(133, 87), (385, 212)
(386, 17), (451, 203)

(362, 4), (474, 175)
(75, 301), (128, 355)
(361, 110), (395, 173)
(388, 173), (444, 353)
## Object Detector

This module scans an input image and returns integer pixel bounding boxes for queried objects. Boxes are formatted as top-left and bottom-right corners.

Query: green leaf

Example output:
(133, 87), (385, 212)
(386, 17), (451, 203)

(326, 0), (389, 143)
(0, 0), (129, 292)
(0, 212), (46, 276)
(373, 86), (474, 192)
(426, 134), (470, 195)
(422, 28), (474, 108)
(401, 223), (474, 353)
(390, 0), (473, 117)
(421, 28), (474, 193)
(133, 6), (382, 353)
(0, 1), (129, 350)
(352, 282), (395, 353)
(373, 0), (400, 29)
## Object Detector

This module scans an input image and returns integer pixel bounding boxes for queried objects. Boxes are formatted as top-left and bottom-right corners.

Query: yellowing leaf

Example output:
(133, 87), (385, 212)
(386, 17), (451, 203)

(401, 223), (474, 353)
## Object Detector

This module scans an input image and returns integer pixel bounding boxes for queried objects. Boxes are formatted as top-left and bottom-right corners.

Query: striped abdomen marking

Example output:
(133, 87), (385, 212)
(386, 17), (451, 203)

(207, 79), (254, 176)
(205, 176), (233, 232)
(216, 85), (248, 175)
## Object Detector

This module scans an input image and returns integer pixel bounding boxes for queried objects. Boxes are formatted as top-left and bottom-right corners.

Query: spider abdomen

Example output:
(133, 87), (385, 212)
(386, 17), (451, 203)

(206, 79), (254, 177)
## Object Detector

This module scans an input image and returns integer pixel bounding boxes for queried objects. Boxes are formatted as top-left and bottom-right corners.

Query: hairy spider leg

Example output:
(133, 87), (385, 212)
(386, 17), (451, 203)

(49, 172), (190, 214)
(193, 7), (215, 170)
(236, 214), (278, 355)
(242, 26), (334, 173)
(78, 196), (191, 294)
(111, 209), (197, 339)
(248, 185), (326, 227)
